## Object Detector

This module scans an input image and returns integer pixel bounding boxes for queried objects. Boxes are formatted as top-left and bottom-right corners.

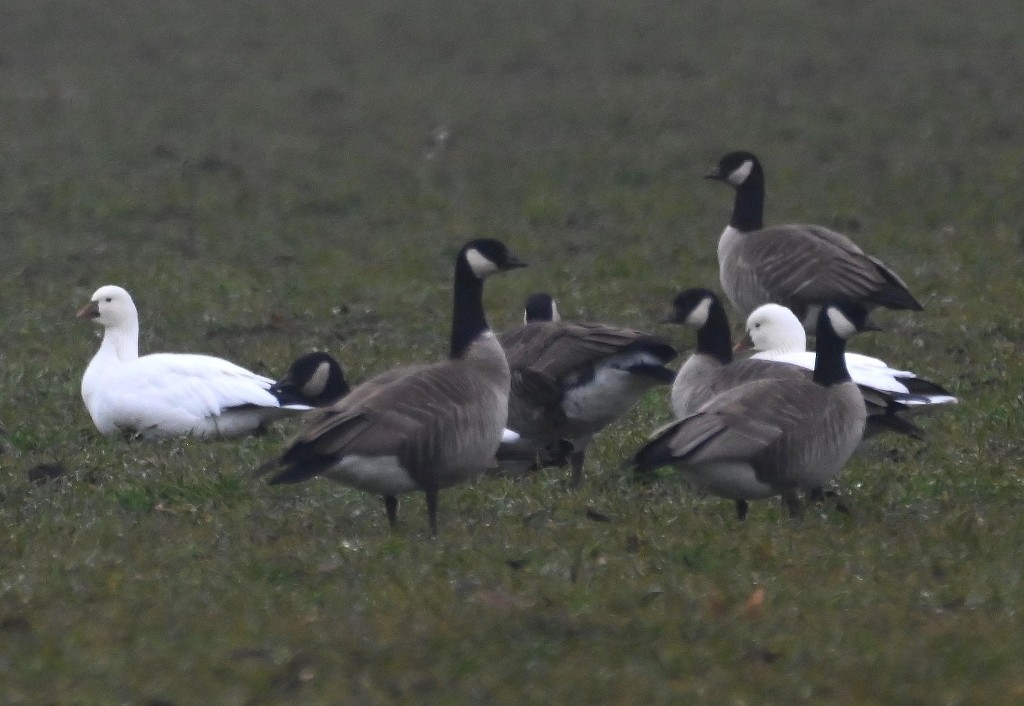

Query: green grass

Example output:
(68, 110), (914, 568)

(2, 0), (1024, 702)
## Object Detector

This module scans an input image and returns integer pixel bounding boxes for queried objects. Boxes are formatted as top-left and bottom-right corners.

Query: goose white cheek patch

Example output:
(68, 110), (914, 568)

(685, 297), (713, 327)
(302, 362), (331, 397)
(465, 248), (499, 277)
(727, 159), (754, 186)
(826, 308), (858, 339)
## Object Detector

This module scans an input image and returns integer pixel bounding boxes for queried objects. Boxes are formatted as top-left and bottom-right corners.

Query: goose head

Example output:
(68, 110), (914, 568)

(813, 302), (872, 386)
(271, 352), (350, 407)
(736, 303), (807, 353)
(459, 239), (527, 280)
(819, 301), (873, 339)
(662, 288), (719, 329)
(450, 239), (526, 358)
(77, 285), (138, 330)
(523, 293), (559, 324)
(704, 150), (762, 188)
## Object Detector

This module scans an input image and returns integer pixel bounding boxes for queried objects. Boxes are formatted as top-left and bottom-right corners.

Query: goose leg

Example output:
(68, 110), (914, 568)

(569, 437), (591, 488)
(569, 450), (587, 487)
(735, 499), (749, 520)
(782, 491), (802, 518)
(383, 495), (399, 527)
(424, 487), (440, 536)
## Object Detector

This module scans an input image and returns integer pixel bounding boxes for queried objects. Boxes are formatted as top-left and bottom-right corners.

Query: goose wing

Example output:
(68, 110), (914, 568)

(502, 322), (674, 379)
(636, 377), (839, 481)
(739, 225), (919, 309)
(634, 379), (788, 472)
(109, 353), (283, 419)
(275, 362), (503, 486)
(502, 322), (675, 432)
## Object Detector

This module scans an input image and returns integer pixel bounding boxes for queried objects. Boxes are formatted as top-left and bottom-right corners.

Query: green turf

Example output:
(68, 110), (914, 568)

(2, 0), (1023, 702)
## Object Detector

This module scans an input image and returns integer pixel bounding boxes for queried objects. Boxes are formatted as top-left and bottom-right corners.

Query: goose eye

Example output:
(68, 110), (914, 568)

(104, 297), (112, 302)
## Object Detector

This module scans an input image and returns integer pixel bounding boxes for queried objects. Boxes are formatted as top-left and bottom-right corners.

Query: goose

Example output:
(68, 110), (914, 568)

(270, 352), (350, 407)
(706, 150), (922, 329)
(78, 285), (313, 439)
(663, 288), (921, 442)
(662, 288), (808, 419)
(499, 293), (677, 486)
(737, 303), (958, 413)
(632, 304), (868, 519)
(276, 351), (523, 445)
(263, 239), (526, 534)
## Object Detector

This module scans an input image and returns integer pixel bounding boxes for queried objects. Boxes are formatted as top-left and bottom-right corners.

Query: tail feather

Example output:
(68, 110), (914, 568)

(267, 459), (336, 485)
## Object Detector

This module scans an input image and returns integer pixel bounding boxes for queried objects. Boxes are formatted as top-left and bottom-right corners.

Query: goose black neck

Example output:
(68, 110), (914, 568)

(729, 168), (765, 232)
(450, 258), (488, 358)
(813, 320), (852, 386)
(697, 299), (734, 365)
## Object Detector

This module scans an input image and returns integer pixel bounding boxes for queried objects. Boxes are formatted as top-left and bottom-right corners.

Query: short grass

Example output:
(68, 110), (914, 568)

(2, 0), (1024, 703)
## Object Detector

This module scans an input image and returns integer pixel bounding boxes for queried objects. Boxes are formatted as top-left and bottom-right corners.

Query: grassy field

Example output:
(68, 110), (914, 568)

(2, 0), (1024, 702)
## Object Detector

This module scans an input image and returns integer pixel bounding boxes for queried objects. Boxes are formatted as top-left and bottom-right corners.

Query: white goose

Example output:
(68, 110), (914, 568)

(78, 285), (310, 439)
(738, 303), (957, 408)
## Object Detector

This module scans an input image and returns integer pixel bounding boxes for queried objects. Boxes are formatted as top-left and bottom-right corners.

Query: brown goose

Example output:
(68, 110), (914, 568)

(633, 304), (868, 519)
(500, 293), (677, 486)
(263, 239), (526, 534)
(706, 151), (922, 329)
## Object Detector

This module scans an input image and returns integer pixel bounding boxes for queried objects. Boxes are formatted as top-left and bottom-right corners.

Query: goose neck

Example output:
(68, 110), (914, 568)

(813, 327), (852, 386)
(450, 260), (488, 359)
(730, 169), (765, 232)
(100, 323), (140, 362)
(697, 300), (733, 365)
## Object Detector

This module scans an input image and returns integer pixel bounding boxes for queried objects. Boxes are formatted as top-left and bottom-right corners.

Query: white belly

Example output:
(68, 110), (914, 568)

(684, 461), (779, 500)
(323, 455), (421, 495)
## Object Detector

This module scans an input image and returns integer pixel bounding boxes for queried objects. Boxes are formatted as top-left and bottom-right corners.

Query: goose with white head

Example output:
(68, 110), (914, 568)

(264, 239), (526, 535)
(738, 302), (957, 436)
(499, 292), (677, 486)
(78, 285), (313, 439)
(740, 303), (957, 403)
(632, 303), (868, 519)
(707, 150), (922, 330)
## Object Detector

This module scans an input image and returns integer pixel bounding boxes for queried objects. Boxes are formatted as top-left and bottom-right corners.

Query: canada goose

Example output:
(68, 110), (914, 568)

(737, 303), (958, 415)
(275, 352), (523, 444)
(270, 352), (350, 407)
(662, 288), (808, 418)
(78, 285), (312, 439)
(706, 151), (922, 329)
(263, 239), (526, 534)
(632, 304), (868, 519)
(500, 293), (677, 486)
